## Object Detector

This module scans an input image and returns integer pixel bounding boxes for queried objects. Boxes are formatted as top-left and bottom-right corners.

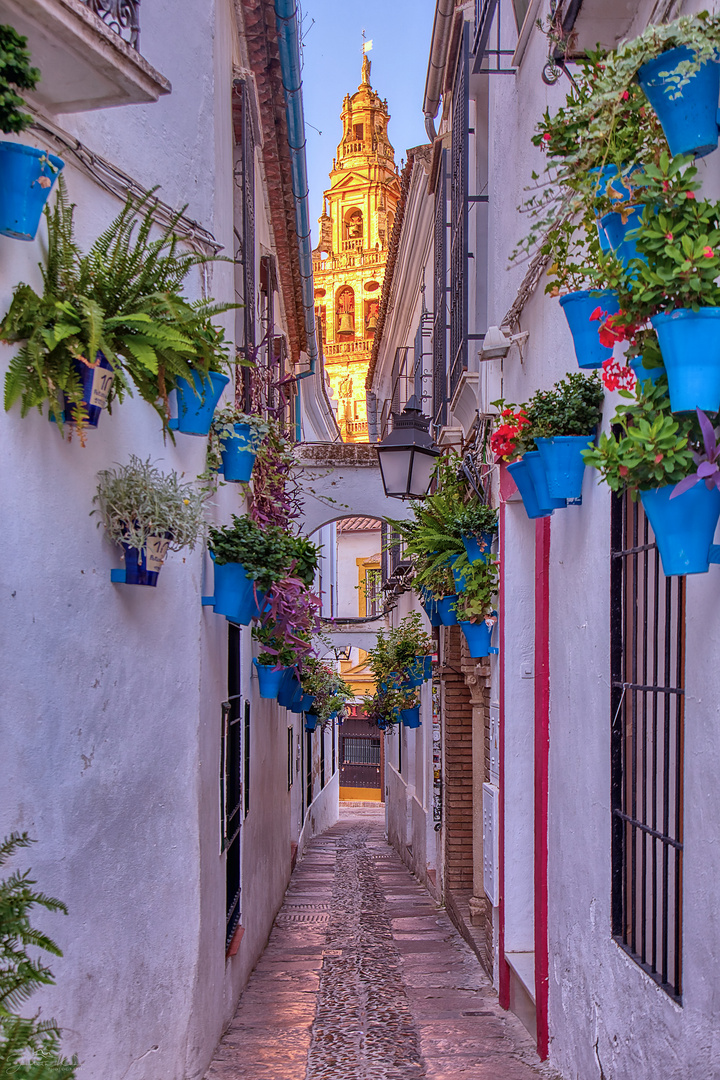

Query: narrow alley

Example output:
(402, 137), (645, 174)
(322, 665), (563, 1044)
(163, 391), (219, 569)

(205, 806), (553, 1080)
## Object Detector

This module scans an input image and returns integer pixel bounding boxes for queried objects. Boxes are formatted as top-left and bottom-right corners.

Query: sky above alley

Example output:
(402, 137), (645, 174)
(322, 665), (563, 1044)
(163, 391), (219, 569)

(300, 0), (436, 246)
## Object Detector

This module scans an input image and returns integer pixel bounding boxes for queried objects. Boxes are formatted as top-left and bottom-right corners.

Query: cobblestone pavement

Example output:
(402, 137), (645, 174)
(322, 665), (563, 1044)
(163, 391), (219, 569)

(205, 806), (558, 1080)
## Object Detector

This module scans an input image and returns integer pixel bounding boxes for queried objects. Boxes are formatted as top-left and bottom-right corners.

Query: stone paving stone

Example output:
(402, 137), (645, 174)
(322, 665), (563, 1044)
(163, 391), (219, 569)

(204, 806), (559, 1080)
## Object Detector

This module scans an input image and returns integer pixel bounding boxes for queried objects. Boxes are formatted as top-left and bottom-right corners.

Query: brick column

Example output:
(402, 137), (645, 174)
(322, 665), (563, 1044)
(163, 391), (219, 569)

(441, 626), (474, 894)
(461, 643), (493, 977)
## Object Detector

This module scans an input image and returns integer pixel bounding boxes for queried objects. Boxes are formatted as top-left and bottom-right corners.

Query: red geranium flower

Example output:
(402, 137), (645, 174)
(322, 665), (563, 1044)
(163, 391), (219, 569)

(601, 357), (636, 393)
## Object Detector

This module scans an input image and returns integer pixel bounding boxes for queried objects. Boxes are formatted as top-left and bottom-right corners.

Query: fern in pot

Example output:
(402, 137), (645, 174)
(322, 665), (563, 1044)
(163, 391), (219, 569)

(93, 456), (208, 586)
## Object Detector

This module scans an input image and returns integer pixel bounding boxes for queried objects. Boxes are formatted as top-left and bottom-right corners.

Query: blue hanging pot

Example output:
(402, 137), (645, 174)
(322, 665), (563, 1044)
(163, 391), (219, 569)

(651, 309), (720, 413)
(170, 370), (229, 435)
(400, 706), (421, 729)
(506, 458), (553, 520)
(598, 206), (646, 270)
(461, 531), (494, 563)
(51, 351), (115, 428)
(637, 45), (720, 158)
(210, 554), (263, 624)
(458, 617), (498, 659)
(220, 423), (257, 482)
(253, 659), (285, 699)
(300, 693), (314, 713)
(120, 539), (168, 587)
(524, 450), (567, 511)
(0, 143), (64, 240)
(420, 588), (442, 626)
(451, 554), (468, 592)
(640, 482), (720, 576)
(305, 713), (319, 732)
(629, 355), (666, 387)
(534, 436), (593, 502)
(403, 655), (433, 688)
(559, 290), (620, 369)
(277, 667), (300, 708)
(436, 595), (459, 626)
(288, 682), (305, 714)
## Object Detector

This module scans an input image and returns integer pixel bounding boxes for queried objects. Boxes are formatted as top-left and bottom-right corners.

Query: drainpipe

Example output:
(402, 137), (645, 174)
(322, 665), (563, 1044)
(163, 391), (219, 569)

(274, 0), (318, 441)
(423, 0), (454, 141)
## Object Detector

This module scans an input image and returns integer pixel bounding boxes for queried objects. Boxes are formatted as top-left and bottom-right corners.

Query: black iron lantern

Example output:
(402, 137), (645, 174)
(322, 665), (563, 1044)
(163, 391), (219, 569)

(375, 396), (441, 500)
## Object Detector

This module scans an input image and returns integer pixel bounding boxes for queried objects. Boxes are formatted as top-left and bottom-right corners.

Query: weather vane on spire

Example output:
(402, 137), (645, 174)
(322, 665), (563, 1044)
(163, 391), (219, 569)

(361, 29), (372, 85)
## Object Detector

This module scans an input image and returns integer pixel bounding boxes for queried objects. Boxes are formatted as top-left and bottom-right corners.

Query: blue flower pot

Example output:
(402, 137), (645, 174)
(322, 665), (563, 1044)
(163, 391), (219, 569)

(637, 45), (720, 158)
(253, 659), (285, 699)
(211, 555), (263, 624)
(436, 595), (459, 626)
(559, 290), (621, 369)
(524, 450), (567, 511)
(404, 655), (433, 687)
(420, 588), (442, 626)
(305, 713), (319, 732)
(506, 458), (554, 520)
(300, 693), (314, 713)
(451, 555), (468, 592)
(277, 667), (300, 708)
(121, 542), (162, 587)
(220, 423), (257, 482)
(535, 436), (592, 502)
(288, 683), (305, 714)
(461, 531), (494, 563)
(640, 482), (720, 576)
(629, 355), (666, 387)
(170, 370), (229, 435)
(599, 206), (646, 270)
(60, 351), (116, 428)
(0, 143), (64, 240)
(459, 619), (495, 658)
(400, 706), (421, 729)
(651, 308), (720, 413)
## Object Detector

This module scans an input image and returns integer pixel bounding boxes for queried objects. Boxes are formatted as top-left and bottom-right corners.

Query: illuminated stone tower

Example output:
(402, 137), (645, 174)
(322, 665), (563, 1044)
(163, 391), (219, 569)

(313, 52), (401, 442)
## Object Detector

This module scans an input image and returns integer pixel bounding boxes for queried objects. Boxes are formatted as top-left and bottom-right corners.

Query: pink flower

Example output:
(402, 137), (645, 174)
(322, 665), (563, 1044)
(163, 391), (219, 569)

(542, 132), (551, 142)
(703, 246), (714, 258)
(686, 191), (696, 200)
(665, 232), (674, 241)
(621, 90), (629, 100)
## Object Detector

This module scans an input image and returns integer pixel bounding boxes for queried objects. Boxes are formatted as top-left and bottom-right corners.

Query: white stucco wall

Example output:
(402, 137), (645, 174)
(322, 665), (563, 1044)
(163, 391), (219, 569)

(0, 2), (335, 1077)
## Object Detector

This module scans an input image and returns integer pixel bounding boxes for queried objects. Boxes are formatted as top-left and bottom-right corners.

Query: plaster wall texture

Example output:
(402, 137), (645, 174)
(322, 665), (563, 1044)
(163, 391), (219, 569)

(335, 527), (381, 617)
(476, 7), (720, 1074)
(0, 3), (318, 1078)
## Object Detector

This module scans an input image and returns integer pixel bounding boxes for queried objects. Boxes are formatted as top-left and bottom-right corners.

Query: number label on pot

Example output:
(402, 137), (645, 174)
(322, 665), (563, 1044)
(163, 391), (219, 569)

(90, 366), (114, 409)
(146, 536), (170, 573)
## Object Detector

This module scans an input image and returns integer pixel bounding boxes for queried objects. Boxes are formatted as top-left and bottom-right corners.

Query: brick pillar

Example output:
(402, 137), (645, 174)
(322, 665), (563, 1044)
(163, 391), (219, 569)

(441, 626), (474, 894)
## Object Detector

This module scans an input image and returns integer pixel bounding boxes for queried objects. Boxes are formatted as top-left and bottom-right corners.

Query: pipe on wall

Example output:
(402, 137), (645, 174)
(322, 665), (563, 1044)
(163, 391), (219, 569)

(423, 0), (455, 140)
(274, 0), (318, 439)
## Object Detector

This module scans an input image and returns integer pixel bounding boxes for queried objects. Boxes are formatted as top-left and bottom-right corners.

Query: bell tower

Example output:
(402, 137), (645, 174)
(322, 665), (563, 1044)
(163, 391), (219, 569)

(312, 52), (401, 442)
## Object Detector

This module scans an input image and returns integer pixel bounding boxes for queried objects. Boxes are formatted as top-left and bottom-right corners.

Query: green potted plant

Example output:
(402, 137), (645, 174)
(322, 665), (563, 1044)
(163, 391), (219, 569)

(0, 832), (78, 1079)
(208, 515), (301, 623)
(524, 372), (604, 502)
(581, 380), (720, 575)
(92, 456), (208, 587)
(205, 405), (270, 484)
(299, 657), (352, 728)
(453, 556), (499, 658)
(2, 179), (236, 439)
(0, 25), (64, 241)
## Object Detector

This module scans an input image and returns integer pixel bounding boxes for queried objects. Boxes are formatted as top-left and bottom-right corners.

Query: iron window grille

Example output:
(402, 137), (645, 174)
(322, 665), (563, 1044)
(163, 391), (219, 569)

(611, 491), (684, 1002)
(433, 150), (448, 429)
(449, 27), (469, 402)
(365, 568), (382, 617)
(343, 737), (381, 767)
(233, 81), (256, 410)
(222, 625), (243, 947)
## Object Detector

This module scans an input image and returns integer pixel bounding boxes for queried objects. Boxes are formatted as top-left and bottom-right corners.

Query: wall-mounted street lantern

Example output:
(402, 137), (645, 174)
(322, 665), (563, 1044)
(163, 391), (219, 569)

(375, 396), (441, 500)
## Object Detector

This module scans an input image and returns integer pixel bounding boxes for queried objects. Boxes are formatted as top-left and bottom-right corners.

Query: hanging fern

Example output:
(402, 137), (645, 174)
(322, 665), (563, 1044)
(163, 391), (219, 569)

(1, 177), (238, 436)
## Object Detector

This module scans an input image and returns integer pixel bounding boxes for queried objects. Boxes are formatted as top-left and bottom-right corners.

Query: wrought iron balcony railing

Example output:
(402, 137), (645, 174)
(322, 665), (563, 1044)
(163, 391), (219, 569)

(82, 0), (140, 49)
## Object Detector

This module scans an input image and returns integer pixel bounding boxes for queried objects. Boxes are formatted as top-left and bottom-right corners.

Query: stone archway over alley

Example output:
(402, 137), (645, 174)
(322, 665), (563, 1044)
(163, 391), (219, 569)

(204, 806), (558, 1080)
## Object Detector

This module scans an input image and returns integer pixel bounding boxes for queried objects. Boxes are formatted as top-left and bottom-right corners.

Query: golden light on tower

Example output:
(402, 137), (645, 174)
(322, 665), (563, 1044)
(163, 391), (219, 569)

(312, 41), (400, 443)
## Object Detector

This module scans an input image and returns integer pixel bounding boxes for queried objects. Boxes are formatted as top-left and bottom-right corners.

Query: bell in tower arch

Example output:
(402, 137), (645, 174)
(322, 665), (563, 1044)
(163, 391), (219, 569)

(336, 286), (355, 333)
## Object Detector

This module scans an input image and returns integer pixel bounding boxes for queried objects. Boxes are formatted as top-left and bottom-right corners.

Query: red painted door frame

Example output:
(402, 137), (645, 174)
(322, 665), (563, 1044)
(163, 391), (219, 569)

(497, 491), (550, 1061)
(534, 516), (550, 1060)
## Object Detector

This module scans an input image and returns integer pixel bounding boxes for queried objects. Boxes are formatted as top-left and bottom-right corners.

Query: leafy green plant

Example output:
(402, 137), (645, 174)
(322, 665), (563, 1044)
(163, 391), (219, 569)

(582, 379), (697, 496)
(453, 502), (497, 538)
(0, 25), (39, 135)
(203, 405), (270, 481)
(299, 657), (352, 723)
(0, 833), (78, 1080)
(453, 556), (499, 623)
(92, 456), (208, 554)
(526, 372), (604, 438)
(208, 516), (319, 592)
(2, 178), (236, 436)
(365, 613), (432, 691)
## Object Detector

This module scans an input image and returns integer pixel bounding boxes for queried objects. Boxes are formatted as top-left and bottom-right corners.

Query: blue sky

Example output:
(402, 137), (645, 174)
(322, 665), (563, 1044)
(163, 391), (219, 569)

(300, 0), (436, 246)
